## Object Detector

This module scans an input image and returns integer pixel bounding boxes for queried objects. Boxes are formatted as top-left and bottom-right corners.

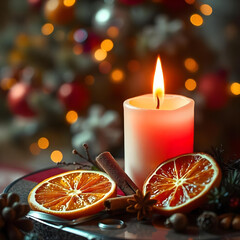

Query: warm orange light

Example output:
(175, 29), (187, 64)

(153, 56), (165, 109)
(63, 0), (76, 7)
(38, 137), (49, 149)
(94, 49), (107, 61)
(230, 82), (240, 95)
(29, 143), (41, 155)
(185, 0), (195, 4)
(190, 14), (203, 27)
(99, 61), (112, 74)
(184, 58), (199, 72)
(107, 26), (119, 38)
(73, 44), (83, 55)
(101, 39), (114, 52)
(200, 4), (212, 16)
(185, 78), (197, 91)
(66, 110), (78, 124)
(51, 150), (63, 163)
(0, 78), (17, 90)
(111, 69), (124, 83)
(41, 23), (54, 36)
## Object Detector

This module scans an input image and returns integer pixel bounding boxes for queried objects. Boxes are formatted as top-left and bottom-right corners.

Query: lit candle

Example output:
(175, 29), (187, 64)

(124, 56), (194, 188)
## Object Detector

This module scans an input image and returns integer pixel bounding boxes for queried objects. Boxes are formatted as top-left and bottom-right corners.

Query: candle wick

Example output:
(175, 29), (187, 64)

(156, 95), (160, 109)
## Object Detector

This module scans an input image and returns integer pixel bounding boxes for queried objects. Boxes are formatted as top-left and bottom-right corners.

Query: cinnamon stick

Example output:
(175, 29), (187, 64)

(96, 152), (139, 195)
(104, 195), (134, 211)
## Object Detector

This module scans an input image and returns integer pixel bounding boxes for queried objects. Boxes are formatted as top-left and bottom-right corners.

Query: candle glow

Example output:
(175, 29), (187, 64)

(124, 56), (194, 188)
(153, 56), (165, 109)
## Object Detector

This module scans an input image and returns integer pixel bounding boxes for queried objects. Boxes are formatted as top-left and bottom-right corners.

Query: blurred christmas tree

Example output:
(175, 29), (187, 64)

(0, 0), (239, 164)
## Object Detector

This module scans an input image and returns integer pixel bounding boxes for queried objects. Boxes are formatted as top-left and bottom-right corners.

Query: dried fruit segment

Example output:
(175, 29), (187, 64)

(28, 170), (116, 219)
(143, 153), (221, 214)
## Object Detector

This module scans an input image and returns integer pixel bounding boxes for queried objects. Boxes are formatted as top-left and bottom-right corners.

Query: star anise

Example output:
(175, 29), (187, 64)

(126, 190), (157, 220)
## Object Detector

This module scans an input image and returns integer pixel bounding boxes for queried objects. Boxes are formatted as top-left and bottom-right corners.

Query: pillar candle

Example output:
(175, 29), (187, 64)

(124, 94), (194, 188)
(124, 56), (195, 188)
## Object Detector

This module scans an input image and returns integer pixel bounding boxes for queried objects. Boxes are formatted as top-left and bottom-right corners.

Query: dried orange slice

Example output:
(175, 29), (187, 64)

(28, 170), (117, 219)
(143, 153), (221, 215)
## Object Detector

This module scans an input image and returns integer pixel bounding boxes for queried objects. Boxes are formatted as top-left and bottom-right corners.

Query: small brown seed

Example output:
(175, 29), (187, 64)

(232, 216), (240, 230)
(12, 202), (24, 218)
(2, 207), (16, 221)
(7, 193), (20, 206)
(166, 213), (188, 232)
(220, 216), (232, 230)
(18, 204), (30, 218)
(0, 194), (7, 201)
(0, 198), (6, 210)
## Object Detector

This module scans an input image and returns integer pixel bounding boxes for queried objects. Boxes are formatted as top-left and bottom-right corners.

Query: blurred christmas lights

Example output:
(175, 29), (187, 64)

(0, 78), (16, 91)
(111, 69), (125, 83)
(73, 44), (83, 55)
(99, 61), (112, 74)
(63, 0), (76, 7)
(185, 78), (197, 91)
(190, 14), (203, 26)
(94, 49), (107, 61)
(51, 150), (63, 163)
(185, 0), (195, 4)
(41, 23), (54, 36)
(29, 143), (41, 155)
(107, 26), (119, 38)
(230, 82), (240, 95)
(184, 58), (199, 72)
(101, 39), (114, 52)
(66, 110), (78, 124)
(37, 137), (49, 149)
(200, 4), (212, 16)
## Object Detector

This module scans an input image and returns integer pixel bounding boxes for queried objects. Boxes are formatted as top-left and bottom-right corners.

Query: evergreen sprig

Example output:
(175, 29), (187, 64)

(207, 146), (240, 213)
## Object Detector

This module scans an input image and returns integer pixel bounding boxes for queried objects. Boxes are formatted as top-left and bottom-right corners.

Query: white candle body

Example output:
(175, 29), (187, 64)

(124, 94), (194, 188)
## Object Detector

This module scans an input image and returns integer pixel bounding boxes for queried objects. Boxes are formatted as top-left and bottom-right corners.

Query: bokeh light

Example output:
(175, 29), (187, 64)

(0, 78), (17, 90)
(66, 110), (78, 124)
(230, 82), (240, 95)
(63, 0), (76, 7)
(111, 69), (125, 83)
(107, 26), (119, 38)
(99, 61), (112, 74)
(185, 0), (195, 4)
(73, 44), (83, 55)
(41, 23), (54, 36)
(200, 4), (212, 16)
(51, 150), (63, 163)
(94, 49), (107, 61)
(101, 39), (114, 52)
(37, 137), (49, 150)
(95, 8), (111, 23)
(190, 14), (203, 27)
(29, 143), (41, 155)
(184, 58), (199, 72)
(73, 29), (88, 43)
(185, 78), (197, 91)
(84, 75), (95, 85)
(46, 0), (59, 11)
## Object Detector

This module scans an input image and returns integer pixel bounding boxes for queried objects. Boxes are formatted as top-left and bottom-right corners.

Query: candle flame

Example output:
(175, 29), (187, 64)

(153, 56), (165, 109)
